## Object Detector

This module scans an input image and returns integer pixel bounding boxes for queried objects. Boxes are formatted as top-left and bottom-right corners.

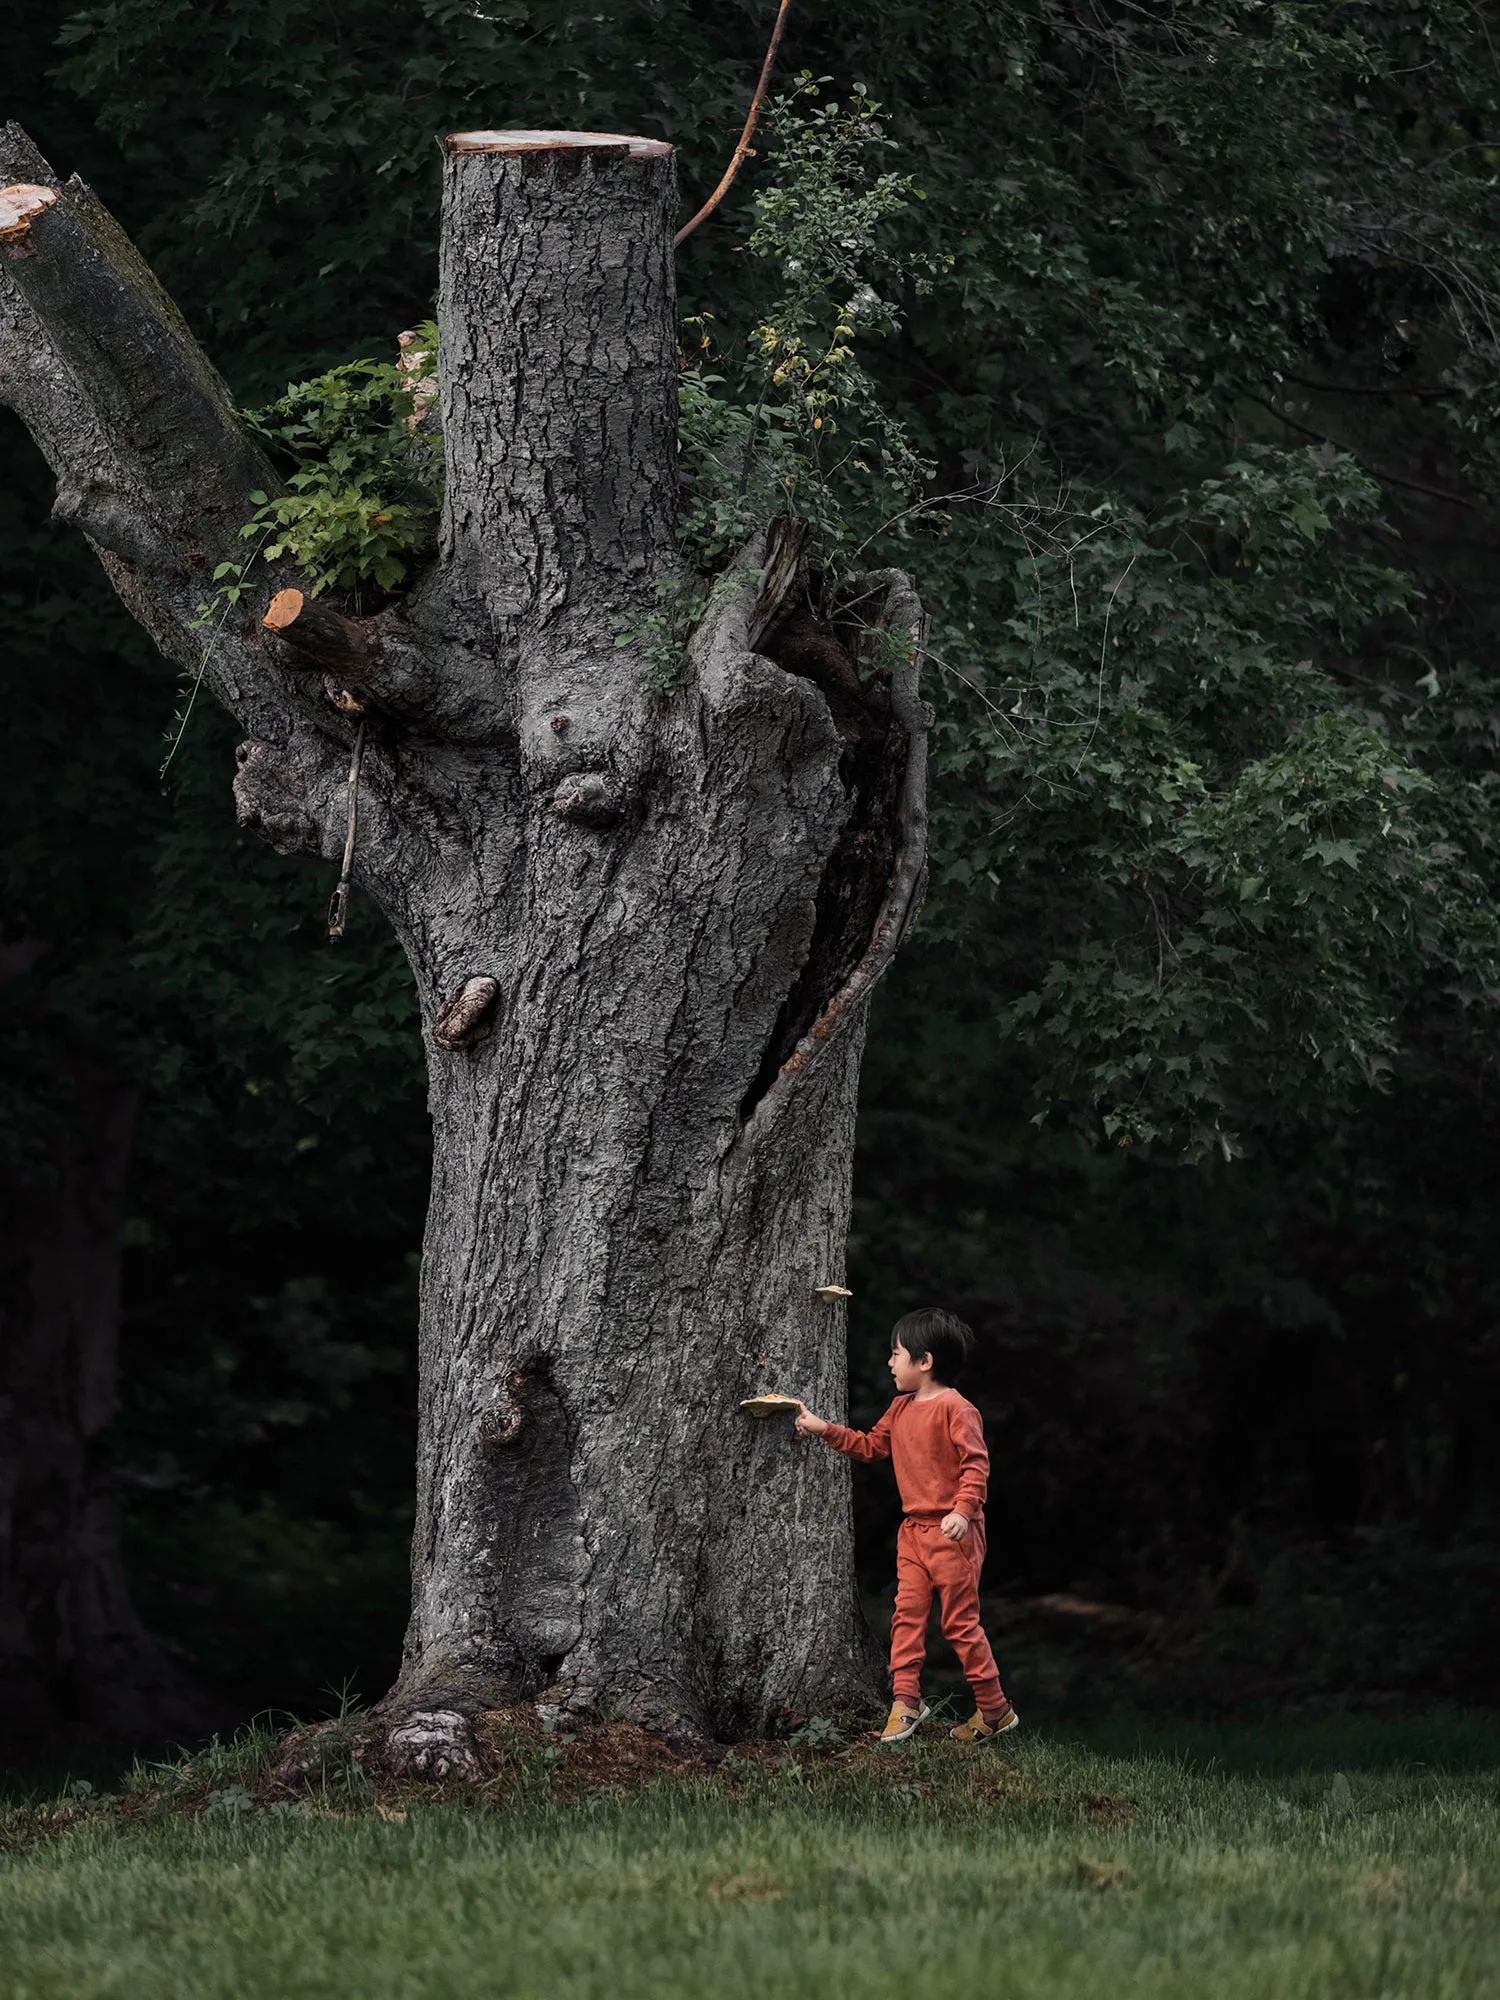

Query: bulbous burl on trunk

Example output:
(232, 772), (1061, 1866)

(0, 124), (929, 1761)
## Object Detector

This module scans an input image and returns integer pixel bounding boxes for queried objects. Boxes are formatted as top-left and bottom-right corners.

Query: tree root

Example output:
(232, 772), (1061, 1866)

(364, 1704), (482, 1784)
(266, 1687), (869, 1794)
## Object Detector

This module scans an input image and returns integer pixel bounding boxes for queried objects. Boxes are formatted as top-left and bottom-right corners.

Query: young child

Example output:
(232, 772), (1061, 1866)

(795, 1308), (1018, 1745)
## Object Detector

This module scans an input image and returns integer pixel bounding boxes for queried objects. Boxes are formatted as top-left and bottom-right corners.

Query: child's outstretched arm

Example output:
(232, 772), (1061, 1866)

(794, 1402), (895, 1461)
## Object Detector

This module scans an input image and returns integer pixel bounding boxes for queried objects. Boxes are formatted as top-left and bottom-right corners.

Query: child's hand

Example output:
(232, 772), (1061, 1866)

(939, 1511), (970, 1542)
(794, 1403), (829, 1438)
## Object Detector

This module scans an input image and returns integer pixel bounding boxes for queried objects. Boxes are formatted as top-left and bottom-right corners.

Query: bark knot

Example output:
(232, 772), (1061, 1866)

(551, 770), (624, 827)
(434, 975), (501, 1051)
(232, 738), (325, 856)
(479, 1370), (531, 1449)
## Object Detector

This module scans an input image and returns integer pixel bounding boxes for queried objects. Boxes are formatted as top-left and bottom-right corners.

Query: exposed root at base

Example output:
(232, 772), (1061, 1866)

(264, 1701), (897, 1801)
(270, 1705), (482, 1788)
(377, 1707), (483, 1782)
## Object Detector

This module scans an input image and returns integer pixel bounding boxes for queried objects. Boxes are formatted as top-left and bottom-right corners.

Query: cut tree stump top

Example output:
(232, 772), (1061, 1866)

(445, 130), (673, 158)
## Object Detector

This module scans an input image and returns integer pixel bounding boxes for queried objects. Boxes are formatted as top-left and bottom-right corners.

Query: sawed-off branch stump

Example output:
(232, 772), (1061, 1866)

(0, 126), (931, 1770)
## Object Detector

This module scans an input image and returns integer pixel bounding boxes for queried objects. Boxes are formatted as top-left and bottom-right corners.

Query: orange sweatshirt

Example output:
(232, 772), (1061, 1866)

(819, 1389), (989, 1520)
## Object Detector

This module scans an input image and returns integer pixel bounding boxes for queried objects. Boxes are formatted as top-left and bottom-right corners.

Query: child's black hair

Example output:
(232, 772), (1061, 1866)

(891, 1308), (974, 1384)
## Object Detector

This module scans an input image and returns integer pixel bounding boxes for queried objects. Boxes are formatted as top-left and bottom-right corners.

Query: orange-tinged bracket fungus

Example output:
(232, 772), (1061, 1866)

(814, 1285), (852, 1301)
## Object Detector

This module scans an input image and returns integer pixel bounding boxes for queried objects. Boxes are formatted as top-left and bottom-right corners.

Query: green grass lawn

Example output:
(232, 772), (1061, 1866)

(3, 1711), (1498, 1999)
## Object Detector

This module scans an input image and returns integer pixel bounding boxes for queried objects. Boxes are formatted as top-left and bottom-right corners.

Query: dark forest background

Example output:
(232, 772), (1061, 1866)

(4, 0), (1499, 1745)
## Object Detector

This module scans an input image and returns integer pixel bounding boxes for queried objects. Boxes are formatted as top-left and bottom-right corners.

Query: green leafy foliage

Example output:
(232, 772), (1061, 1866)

(237, 338), (442, 599)
(616, 569), (711, 702)
(168, 339), (444, 770)
(677, 79), (938, 573)
(674, 351), (797, 573)
(678, 45), (1500, 1157)
(923, 446), (1500, 1153)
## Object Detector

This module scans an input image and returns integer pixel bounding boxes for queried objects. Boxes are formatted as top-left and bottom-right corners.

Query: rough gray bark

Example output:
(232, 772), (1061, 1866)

(1, 125), (930, 1760)
(0, 1066), (220, 1752)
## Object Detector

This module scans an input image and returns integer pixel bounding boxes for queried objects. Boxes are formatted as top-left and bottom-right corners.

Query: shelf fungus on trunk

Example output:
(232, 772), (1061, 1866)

(0, 118), (930, 1771)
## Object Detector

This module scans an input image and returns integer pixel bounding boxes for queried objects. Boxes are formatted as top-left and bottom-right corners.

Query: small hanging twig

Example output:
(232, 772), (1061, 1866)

(160, 525), (275, 782)
(327, 720), (366, 943)
(674, 0), (791, 248)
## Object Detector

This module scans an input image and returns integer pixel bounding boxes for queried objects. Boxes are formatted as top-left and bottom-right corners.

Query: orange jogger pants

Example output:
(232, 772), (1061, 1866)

(890, 1514), (1006, 1718)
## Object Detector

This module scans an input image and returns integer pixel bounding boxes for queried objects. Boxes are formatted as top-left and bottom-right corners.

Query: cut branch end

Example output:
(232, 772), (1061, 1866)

(263, 589), (373, 677)
(445, 130), (672, 159)
(0, 181), (58, 260)
(264, 587), (305, 633)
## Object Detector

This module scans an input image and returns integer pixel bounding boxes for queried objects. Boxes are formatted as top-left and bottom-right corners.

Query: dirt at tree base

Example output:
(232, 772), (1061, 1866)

(268, 1703), (892, 1802)
(1, 1705), (1135, 1857)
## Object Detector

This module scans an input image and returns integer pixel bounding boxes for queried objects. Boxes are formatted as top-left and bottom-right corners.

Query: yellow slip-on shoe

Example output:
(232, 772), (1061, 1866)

(948, 1702), (1020, 1744)
(876, 1700), (930, 1745)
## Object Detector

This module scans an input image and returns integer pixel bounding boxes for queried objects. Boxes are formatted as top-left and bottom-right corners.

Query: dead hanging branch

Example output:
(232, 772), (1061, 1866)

(674, 0), (791, 248)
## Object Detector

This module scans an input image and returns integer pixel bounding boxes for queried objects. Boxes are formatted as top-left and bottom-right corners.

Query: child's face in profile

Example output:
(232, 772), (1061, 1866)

(888, 1339), (933, 1395)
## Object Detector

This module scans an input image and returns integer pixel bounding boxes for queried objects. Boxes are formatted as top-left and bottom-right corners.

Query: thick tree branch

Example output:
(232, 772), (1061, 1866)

(1, 269), (127, 525)
(2, 125), (512, 758)
(0, 138), (155, 559)
(0, 266), (210, 673)
(1, 126), (269, 551)
(0, 127), (313, 734)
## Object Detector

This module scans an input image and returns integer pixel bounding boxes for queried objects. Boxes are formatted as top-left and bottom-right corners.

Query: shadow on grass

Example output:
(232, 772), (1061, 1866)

(902, 1602), (1500, 1779)
(0, 1708), (302, 1809)
(1007, 1704), (1500, 1778)
(0, 1743), (163, 1808)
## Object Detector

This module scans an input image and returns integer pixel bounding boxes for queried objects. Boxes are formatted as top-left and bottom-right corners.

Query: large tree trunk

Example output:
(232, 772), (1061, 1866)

(0, 125), (929, 1760)
(0, 1062), (217, 1753)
